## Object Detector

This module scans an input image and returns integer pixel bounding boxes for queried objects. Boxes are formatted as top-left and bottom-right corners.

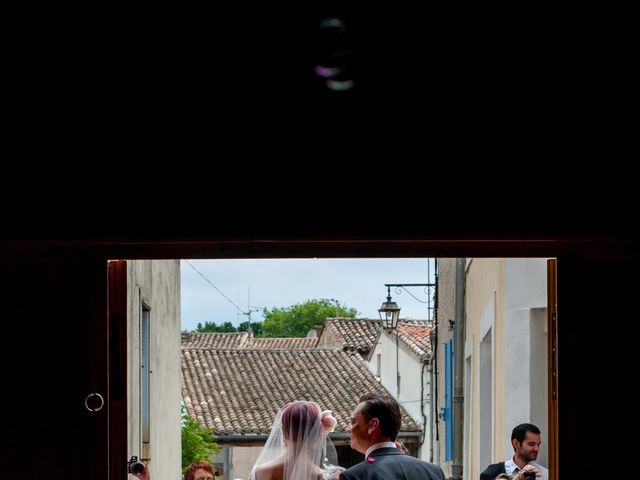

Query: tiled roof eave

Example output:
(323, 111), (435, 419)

(181, 348), (419, 435)
(396, 340), (430, 362)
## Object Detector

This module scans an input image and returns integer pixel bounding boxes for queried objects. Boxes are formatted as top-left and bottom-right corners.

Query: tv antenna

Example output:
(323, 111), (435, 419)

(243, 287), (263, 334)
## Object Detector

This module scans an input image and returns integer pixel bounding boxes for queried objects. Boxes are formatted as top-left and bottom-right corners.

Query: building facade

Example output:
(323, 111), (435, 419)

(436, 258), (549, 480)
(126, 260), (182, 480)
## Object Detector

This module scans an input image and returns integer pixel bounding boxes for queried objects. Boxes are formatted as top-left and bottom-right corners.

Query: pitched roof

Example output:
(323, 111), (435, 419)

(182, 332), (249, 349)
(182, 333), (318, 350)
(321, 318), (382, 355)
(181, 348), (419, 435)
(247, 337), (318, 350)
(395, 321), (432, 360)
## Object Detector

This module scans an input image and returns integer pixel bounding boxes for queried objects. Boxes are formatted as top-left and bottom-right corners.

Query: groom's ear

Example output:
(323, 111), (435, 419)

(368, 418), (379, 434)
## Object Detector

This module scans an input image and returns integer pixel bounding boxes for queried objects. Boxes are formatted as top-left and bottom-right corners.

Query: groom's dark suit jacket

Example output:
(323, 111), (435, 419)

(339, 447), (446, 480)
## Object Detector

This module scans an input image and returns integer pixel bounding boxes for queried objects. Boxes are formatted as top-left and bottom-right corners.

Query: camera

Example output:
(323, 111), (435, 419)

(523, 472), (536, 480)
(127, 456), (145, 474)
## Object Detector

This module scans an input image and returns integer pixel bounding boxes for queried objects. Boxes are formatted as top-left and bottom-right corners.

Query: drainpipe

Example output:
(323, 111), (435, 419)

(452, 258), (465, 480)
(420, 358), (433, 462)
(432, 260), (440, 465)
(418, 358), (430, 451)
(428, 258), (439, 463)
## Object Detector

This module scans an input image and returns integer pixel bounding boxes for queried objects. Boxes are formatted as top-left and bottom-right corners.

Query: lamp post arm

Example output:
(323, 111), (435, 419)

(384, 283), (436, 313)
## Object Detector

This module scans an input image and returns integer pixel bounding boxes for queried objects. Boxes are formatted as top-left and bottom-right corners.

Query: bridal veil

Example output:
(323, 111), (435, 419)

(249, 400), (341, 480)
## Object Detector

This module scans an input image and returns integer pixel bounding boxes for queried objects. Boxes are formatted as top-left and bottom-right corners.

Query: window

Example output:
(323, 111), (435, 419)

(141, 306), (150, 444)
(479, 329), (492, 470)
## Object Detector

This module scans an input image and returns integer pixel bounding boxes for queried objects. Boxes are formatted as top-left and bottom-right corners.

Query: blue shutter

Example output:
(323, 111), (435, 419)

(445, 339), (454, 461)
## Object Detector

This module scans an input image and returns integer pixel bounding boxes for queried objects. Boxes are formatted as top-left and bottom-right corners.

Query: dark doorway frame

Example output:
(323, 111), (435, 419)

(2, 230), (638, 480)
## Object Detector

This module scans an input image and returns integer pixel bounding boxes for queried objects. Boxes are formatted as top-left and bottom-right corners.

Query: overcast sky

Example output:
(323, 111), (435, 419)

(180, 258), (436, 332)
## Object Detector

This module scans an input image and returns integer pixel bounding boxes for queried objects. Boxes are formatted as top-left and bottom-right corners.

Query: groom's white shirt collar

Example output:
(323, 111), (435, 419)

(365, 441), (397, 458)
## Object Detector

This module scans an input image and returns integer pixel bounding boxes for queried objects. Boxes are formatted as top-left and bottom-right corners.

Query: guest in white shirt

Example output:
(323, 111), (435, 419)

(480, 423), (549, 480)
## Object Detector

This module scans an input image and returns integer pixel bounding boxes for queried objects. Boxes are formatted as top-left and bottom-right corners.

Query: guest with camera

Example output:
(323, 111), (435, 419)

(513, 465), (542, 480)
(128, 456), (149, 480)
(495, 465), (541, 480)
(480, 423), (548, 480)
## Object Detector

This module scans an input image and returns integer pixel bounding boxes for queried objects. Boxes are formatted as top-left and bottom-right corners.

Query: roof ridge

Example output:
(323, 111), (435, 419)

(183, 347), (348, 352)
(190, 331), (246, 335)
(252, 336), (316, 340)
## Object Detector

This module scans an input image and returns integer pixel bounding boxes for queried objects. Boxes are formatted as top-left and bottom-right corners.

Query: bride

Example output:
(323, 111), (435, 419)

(249, 400), (344, 480)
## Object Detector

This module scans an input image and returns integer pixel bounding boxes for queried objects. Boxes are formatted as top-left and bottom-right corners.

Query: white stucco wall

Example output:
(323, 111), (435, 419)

(368, 330), (431, 461)
(232, 445), (263, 480)
(464, 258), (502, 480)
(462, 258), (548, 479)
(503, 259), (548, 466)
(504, 259), (547, 311)
(317, 327), (341, 350)
(127, 260), (181, 480)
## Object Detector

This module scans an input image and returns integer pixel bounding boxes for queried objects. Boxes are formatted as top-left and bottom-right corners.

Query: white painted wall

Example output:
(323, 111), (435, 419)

(504, 260), (547, 311)
(367, 331), (431, 461)
(529, 307), (548, 468)
(458, 258), (550, 479)
(479, 327), (493, 472)
(478, 294), (495, 475)
(232, 445), (263, 480)
(127, 260), (181, 480)
(503, 259), (548, 466)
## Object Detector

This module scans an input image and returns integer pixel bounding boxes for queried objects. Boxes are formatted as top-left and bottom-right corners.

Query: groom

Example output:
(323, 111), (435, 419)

(340, 393), (445, 480)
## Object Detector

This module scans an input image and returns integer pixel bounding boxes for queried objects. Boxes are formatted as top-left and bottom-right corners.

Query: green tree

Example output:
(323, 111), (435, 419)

(218, 321), (236, 332)
(261, 299), (357, 337)
(181, 406), (220, 469)
(195, 321), (237, 333)
(195, 321), (215, 332)
(238, 320), (263, 336)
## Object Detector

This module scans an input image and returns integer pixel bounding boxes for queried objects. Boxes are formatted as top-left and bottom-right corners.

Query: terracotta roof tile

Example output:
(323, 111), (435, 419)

(396, 321), (432, 360)
(182, 332), (249, 349)
(321, 318), (382, 355)
(182, 333), (318, 350)
(247, 337), (319, 350)
(181, 349), (419, 435)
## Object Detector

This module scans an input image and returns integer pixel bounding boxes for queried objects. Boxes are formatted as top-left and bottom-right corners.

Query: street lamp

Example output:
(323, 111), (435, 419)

(378, 285), (400, 331)
(380, 283), (437, 328)
(379, 281), (437, 400)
